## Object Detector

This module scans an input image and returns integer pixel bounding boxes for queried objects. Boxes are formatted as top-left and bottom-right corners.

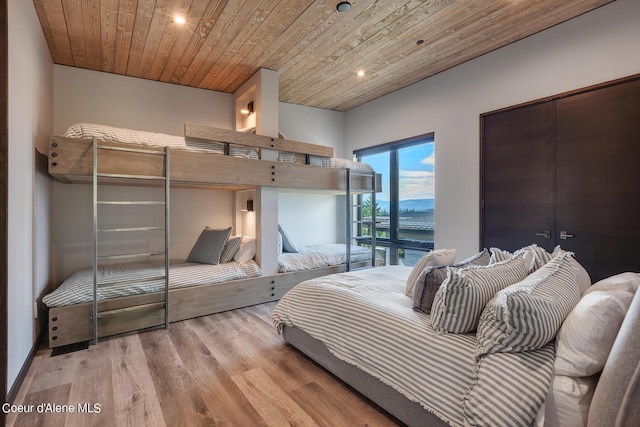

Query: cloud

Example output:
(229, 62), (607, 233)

(399, 170), (434, 199)
(420, 153), (435, 166)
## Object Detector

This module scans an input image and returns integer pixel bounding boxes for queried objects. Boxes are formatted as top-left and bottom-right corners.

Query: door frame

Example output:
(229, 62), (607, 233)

(1, 0), (9, 419)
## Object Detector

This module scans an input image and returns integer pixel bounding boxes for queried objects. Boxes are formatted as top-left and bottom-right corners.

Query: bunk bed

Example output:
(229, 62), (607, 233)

(45, 123), (379, 348)
(49, 122), (379, 192)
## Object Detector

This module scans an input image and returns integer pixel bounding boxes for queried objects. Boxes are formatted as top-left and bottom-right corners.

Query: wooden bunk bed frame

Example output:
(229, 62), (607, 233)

(46, 123), (379, 348)
(48, 123), (378, 192)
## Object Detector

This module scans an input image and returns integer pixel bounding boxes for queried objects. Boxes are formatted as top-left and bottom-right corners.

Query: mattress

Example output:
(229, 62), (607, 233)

(272, 266), (555, 426)
(43, 260), (261, 307)
(63, 122), (259, 159)
(65, 123), (375, 173)
(277, 243), (372, 273)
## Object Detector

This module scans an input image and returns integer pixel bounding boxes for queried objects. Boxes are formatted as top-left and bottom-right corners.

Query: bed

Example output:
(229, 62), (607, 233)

(42, 260), (261, 308)
(272, 246), (640, 427)
(278, 243), (373, 273)
(48, 122), (379, 192)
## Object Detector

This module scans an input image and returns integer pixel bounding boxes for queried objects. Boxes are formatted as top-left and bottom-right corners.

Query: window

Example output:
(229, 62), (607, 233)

(355, 133), (434, 267)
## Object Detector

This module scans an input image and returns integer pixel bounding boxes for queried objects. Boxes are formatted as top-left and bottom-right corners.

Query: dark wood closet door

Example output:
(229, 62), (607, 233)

(555, 78), (640, 281)
(481, 102), (556, 253)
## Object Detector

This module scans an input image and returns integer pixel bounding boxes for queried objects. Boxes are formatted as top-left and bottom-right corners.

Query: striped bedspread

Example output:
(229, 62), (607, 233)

(272, 266), (555, 426)
(277, 243), (371, 273)
(43, 260), (261, 308)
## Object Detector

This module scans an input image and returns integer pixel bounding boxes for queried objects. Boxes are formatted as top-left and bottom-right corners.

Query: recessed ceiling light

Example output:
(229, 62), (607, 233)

(173, 15), (186, 25)
(337, 2), (351, 13)
(356, 70), (365, 77)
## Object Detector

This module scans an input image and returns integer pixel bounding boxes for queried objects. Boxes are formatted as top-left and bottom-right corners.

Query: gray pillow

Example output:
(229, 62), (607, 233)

(186, 227), (232, 264)
(278, 224), (300, 253)
(413, 249), (490, 314)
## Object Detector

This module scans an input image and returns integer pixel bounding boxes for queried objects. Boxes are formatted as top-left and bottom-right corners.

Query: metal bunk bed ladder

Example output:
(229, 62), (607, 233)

(92, 138), (170, 345)
(346, 169), (377, 272)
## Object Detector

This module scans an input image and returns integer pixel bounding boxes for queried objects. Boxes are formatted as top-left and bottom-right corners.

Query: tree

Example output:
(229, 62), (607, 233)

(361, 197), (382, 218)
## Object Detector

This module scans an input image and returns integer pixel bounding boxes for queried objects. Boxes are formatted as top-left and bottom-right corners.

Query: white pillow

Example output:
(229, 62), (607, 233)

(585, 272), (640, 295)
(233, 237), (257, 263)
(404, 248), (456, 296)
(554, 289), (634, 377)
(544, 375), (598, 427)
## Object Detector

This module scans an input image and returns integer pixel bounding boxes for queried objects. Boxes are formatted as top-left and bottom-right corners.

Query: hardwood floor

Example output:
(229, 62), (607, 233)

(7, 303), (401, 427)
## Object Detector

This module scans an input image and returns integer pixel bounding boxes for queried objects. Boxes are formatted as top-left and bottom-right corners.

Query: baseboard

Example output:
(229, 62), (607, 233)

(6, 328), (45, 403)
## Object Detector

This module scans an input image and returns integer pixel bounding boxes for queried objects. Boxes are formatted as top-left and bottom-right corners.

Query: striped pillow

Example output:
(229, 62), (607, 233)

(413, 249), (490, 314)
(464, 341), (556, 427)
(220, 235), (242, 263)
(430, 254), (529, 333)
(489, 244), (552, 273)
(475, 252), (581, 358)
(404, 248), (456, 297)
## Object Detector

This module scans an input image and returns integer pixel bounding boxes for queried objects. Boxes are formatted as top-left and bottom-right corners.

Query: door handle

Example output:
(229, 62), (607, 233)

(559, 230), (574, 240)
(535, 230), (551, 239)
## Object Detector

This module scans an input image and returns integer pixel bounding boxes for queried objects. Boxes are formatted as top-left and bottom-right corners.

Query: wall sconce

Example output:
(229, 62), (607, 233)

(240, 101), (254, 115)
(241, 199), (254, 212)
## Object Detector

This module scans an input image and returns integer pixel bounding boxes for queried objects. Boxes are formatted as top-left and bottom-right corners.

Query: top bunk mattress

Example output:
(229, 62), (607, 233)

(63, 123), (374, 173)
(63, 122), (259, 158)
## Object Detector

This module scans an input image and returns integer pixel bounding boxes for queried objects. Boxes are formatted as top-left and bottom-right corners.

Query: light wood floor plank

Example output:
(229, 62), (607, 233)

(232, 367), (319, 427)
(7, 302), (400, 427)
(110, 334), (166, 427)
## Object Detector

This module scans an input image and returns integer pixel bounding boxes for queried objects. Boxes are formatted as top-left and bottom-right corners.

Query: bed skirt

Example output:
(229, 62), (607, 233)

(282, 325), (449, 427)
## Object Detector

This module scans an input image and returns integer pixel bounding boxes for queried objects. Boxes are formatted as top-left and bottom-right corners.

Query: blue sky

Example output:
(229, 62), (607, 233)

(360, 142), (434, 202)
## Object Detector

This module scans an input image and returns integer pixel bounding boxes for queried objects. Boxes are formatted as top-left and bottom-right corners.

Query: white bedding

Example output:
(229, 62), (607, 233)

(63, 122), (259, 159)
(272, 266), (555, 426)
(43, 260), (261, 307)
(65, 123), (375, 172)
(277, 243), (371, 273)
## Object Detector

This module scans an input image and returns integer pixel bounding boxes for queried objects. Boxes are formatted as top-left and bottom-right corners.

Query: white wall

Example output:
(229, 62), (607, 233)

(344, 0), (640, 260)
(7, 0), (53, 391)
(278, 102), (345, 246)
(52, 67), (237, 281)
(53, 66), (234, 135)
(279, 102), (344, 157)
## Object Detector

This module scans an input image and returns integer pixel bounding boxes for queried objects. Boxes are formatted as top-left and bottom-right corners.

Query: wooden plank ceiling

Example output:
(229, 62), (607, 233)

(33, 0), (613, 112)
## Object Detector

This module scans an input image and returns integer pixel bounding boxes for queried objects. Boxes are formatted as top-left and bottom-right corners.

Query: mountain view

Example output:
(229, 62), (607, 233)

(376, 199), (434, 214)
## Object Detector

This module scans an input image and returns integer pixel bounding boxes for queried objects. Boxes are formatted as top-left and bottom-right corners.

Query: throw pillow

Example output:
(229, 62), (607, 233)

(413, 249), (490, 314)
(554, 289), (634, 377)
(234, 237), (257, 264)
(476, 252), (581, 358)
(186, 227), (232, 265)
(430, 254), (529, 333)
(220, 235), (242, 263)
(278, 224), (300, 253)
(404, 248), (456, 297)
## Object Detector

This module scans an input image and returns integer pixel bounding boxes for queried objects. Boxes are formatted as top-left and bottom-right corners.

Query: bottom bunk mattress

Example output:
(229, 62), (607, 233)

(272, 266), (555, 427)
(277, 243), (371, 273)
(43, 260), (261, 308)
